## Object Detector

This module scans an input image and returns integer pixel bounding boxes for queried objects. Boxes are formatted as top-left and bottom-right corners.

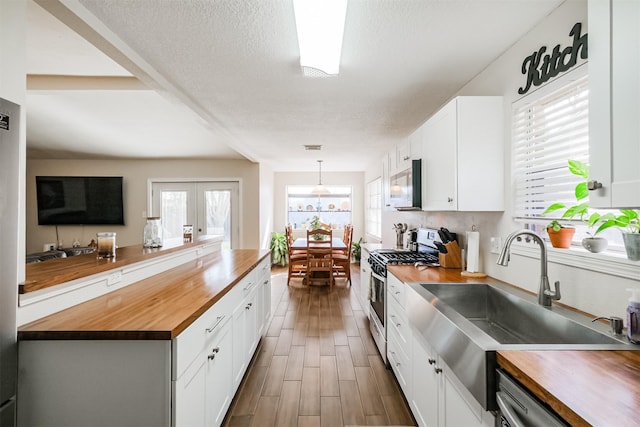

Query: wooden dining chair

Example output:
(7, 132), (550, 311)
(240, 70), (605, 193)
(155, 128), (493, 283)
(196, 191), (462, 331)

(286, 226), (307, 286)
(305, 229), (334, 290)
(333, 225), (353, 286)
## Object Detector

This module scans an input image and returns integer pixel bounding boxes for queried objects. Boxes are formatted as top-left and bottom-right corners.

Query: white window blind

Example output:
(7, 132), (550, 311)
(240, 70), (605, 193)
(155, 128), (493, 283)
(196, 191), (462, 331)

(512, 74), (589, 221)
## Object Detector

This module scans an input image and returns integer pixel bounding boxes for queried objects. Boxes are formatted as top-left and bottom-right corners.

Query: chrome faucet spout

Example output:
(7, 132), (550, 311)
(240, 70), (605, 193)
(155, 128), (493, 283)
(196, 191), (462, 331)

(496, 230), (560, 307)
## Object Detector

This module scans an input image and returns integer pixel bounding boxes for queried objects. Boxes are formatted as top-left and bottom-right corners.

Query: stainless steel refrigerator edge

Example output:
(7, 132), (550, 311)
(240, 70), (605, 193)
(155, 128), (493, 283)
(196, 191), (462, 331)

(0, 98), (20, 426)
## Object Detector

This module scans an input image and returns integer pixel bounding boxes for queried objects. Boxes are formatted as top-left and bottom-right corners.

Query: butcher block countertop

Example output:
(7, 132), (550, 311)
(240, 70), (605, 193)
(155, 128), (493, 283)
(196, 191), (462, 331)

(497, 350), (640, 427)
(387, 263), (640, 427)
(22, 240), (211, 294)
(18, 249), (270, 341)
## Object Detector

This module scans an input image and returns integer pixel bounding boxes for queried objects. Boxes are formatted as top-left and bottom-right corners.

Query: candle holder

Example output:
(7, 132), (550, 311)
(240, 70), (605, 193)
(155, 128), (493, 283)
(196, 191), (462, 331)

(96, 232), (116, 259)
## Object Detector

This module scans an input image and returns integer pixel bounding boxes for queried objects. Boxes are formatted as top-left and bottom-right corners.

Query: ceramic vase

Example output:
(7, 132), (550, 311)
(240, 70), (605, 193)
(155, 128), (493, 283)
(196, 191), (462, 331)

(582, 237), (608, 253)
(622, 232), (640, 261)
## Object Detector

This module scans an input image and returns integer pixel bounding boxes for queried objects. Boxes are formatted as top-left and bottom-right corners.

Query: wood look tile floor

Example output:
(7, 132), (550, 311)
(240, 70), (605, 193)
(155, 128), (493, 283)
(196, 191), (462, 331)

(223, 266), (417, 427)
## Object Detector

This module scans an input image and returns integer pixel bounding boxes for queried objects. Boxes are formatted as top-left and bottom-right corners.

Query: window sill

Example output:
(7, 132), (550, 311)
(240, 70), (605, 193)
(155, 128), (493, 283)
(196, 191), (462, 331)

(510, 242), (640, 281)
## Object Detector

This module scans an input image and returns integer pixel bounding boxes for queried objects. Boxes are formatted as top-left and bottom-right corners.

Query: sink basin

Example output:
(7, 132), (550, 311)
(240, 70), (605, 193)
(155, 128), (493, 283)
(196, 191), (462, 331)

(406, 281), (636, 411)
(421, 283), (621, 345)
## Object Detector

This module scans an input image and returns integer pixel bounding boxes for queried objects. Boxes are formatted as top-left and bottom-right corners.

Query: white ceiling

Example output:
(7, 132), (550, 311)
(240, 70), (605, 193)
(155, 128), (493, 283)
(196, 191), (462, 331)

(27, 0), (564, 171)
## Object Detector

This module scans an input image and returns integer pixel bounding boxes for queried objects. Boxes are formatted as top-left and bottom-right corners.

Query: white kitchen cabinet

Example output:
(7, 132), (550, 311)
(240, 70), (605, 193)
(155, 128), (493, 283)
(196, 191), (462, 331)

(387, 273), (412, 397)
(421, 96), (503, 211)
(206, 319), (233, 427)
(411, 332), (494, 427)
(588, 0), (640, 208)
(358, 249), (371, 316)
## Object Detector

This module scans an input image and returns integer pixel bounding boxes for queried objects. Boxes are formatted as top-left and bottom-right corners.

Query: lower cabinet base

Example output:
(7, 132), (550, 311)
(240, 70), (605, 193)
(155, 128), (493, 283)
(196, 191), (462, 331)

(17, 340), (172, 427)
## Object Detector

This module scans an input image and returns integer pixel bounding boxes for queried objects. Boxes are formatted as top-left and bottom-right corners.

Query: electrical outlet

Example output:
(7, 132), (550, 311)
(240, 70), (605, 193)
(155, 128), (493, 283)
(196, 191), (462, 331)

(107, 271), (122, 286)
(490, 237), (502, 254)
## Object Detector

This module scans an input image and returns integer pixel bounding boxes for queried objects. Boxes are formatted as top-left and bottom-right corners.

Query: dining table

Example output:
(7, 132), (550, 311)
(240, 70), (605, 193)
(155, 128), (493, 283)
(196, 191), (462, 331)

(291, 237), (347, 250)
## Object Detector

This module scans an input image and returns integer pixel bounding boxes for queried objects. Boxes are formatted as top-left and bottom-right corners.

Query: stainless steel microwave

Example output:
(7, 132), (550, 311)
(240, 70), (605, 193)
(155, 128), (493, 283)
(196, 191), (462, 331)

(390, 159), (422, 211)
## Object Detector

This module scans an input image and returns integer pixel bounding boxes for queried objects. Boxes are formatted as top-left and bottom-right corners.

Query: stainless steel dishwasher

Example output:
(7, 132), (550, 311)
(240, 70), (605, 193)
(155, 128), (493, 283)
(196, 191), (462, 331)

(496, 369), (568, 427)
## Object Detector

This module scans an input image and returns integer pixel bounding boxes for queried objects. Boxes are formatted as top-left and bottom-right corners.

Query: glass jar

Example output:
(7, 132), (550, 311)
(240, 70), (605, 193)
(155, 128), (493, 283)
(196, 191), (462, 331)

(143, 217), (163, 248)
(96, 232), (116, 259)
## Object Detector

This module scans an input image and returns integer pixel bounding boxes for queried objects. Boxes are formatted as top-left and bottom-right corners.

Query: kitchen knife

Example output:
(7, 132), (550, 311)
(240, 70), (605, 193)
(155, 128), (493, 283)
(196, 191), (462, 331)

(437, 229), (449, 243)
(441, 227), (455, 243)
(434, 241), (448, 254)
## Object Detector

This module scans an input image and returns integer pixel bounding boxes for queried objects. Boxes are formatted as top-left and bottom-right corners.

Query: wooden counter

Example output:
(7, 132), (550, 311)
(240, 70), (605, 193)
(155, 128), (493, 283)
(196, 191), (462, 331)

(388, 264), (496, 284)
(18, 249), (270, 340)
(23, 240), (206, 294)
(498, 350), (640, 427)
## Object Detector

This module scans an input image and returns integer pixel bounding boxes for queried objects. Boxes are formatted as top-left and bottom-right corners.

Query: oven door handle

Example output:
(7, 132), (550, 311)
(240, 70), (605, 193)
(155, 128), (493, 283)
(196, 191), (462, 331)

(371, 271), (386, 282)
(496, 392), (525, 427)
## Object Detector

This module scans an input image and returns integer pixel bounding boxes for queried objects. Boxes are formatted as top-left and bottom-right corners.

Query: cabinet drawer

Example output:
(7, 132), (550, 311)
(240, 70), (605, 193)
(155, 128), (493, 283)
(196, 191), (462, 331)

(388, 331), (411, 395)
(387, 273), (406, 307)
(172, 286), (237, 380)
(387, 298), (410, 348)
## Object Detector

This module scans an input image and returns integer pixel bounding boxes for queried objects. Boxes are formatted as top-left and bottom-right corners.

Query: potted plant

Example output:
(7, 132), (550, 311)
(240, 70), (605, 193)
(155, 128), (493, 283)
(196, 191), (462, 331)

(351, 238), (362, 264)
(270, 231), (287, 266)
(542, 160), (603, 250)
(592, 209), (640, 260)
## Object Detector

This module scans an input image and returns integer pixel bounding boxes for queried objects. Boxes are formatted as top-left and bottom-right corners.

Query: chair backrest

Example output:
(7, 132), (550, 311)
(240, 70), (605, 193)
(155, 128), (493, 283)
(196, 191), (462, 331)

(285, 224), (294, 246)
(306, 229), (333, 260)
(343, 224), (353, 246)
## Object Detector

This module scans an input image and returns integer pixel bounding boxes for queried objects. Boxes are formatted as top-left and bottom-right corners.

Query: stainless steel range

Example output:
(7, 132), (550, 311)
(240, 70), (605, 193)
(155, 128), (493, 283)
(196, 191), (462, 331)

(368, 228), (441, 365)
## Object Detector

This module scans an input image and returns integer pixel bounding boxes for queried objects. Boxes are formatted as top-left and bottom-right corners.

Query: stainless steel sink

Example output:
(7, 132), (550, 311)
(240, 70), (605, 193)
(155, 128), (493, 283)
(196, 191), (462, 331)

(407, 281), (636, 411)
(421, 283), (622, 345)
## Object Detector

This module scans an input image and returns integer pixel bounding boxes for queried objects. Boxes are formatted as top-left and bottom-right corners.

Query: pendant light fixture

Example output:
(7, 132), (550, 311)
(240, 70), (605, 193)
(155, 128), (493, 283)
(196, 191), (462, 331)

(311, 160), (330, 195)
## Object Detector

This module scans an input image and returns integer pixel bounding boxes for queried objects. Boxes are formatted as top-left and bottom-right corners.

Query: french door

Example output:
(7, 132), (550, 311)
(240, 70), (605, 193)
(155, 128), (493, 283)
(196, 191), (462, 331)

(151, 181), (239, 249)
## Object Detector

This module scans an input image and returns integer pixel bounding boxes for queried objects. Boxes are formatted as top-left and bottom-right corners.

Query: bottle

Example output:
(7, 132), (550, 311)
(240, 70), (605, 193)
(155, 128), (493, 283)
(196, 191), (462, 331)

(626, 288), (640, 344)
(143, 217), (163, 248)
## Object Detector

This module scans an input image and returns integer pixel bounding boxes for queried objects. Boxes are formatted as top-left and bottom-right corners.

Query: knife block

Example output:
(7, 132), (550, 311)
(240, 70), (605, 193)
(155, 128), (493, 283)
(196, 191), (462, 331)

(438, 241), (462, 269)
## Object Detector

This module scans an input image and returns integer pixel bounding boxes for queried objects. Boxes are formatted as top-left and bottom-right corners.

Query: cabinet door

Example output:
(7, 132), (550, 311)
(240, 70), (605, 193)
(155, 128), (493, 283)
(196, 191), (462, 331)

(382, 153), (393, 210)
(610, 0), (640, 206)
(174, 357), (206, 426)
(232, 300), (247, 388)
(206, 320), (233, 427)
(439, 359), (484, 427)
(409, 125), (424, 161)
(411, 334), (439, 427)
(359, 261), (371, 316)
(422, 100), (457, 211)
(396, 140), (412, 172)
(589, 0), (640, 207)
(262, 272), (271, 332)
(245, 288), (259, 358)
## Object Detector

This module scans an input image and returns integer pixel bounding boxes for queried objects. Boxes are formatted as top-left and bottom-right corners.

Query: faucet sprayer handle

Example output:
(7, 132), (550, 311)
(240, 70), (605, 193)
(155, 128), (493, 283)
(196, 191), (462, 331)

(592, 316), (624, 335)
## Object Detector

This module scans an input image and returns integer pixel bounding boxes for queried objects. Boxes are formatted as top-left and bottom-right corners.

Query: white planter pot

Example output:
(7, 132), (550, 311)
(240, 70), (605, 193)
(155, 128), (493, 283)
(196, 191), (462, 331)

(582, 237), (608, 253)
(622, 232), (640, 261)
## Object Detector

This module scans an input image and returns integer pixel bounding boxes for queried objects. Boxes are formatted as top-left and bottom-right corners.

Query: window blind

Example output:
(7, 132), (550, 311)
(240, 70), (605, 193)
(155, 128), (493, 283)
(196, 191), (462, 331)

(512, 75), (589, 221)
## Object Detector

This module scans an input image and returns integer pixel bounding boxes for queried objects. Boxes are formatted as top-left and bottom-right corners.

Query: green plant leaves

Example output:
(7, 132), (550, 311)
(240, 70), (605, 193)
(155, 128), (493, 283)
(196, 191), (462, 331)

(568, 159), (589, 179)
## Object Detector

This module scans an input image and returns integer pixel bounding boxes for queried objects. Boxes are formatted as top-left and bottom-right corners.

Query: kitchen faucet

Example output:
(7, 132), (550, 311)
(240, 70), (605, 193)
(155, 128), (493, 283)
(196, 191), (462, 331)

(496, 230), (561, 307)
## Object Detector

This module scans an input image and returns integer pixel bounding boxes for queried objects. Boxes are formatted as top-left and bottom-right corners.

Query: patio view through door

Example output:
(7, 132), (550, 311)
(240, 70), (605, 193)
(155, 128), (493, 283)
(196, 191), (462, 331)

(151, 181), (239, 249)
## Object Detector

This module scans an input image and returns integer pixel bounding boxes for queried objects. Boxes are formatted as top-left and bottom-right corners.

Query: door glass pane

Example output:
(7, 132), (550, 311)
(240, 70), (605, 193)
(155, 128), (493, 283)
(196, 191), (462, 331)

(205, 190), (231, 249)
(161, 190), (187, 245)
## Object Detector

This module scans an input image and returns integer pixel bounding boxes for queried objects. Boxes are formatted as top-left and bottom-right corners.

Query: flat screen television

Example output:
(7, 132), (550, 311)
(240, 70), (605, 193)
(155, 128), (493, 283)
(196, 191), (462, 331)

(36, 176), (125, 225)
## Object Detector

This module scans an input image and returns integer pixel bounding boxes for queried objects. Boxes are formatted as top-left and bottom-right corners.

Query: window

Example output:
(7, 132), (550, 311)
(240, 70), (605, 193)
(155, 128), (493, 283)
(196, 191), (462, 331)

(366, 177), (382, 240)
(512, 68), (623, 252)
(286, 185), (352, 230)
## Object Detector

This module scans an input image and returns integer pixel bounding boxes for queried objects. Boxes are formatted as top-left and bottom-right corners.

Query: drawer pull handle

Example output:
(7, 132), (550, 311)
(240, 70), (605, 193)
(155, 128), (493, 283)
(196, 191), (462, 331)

(395, 291), (401, 295)
(434, 367), (443, 374)
(205, 315), (225, 333)
(245, 302), (253, 310)
(428, 358), (436, 365)
(263, 280), (269, 285)
(207, 347), (220, 360)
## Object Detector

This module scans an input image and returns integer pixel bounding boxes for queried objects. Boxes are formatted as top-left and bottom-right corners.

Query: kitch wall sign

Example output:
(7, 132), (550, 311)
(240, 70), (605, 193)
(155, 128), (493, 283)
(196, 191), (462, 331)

(518, 22), (587, 95)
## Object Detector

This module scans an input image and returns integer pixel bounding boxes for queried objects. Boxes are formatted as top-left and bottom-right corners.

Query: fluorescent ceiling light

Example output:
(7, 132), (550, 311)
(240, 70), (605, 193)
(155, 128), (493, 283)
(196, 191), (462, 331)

(293, 0), (348, 76)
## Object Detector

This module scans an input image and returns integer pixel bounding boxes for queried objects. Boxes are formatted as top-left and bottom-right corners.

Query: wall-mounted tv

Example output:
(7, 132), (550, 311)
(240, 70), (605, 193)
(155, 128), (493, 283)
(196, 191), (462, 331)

(36, 176), (125, 226)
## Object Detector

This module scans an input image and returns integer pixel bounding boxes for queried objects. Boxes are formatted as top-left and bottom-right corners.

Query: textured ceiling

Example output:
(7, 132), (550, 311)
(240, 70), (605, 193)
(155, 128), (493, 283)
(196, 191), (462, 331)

(28, 0), (564, 171)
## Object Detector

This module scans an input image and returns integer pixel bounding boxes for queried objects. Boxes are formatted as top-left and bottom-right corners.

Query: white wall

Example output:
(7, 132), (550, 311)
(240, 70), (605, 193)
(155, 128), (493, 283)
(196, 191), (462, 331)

(26, 158), (261, 253)
(259, 162), (275, 250)
(274, 171), (365, 243)
(370, 0), (640, 320)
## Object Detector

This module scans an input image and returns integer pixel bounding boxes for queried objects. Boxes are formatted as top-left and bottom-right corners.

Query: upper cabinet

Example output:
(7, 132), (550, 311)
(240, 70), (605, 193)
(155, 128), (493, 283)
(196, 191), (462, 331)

(589, 0), (640, 208)
(421, 96), (504, 211)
